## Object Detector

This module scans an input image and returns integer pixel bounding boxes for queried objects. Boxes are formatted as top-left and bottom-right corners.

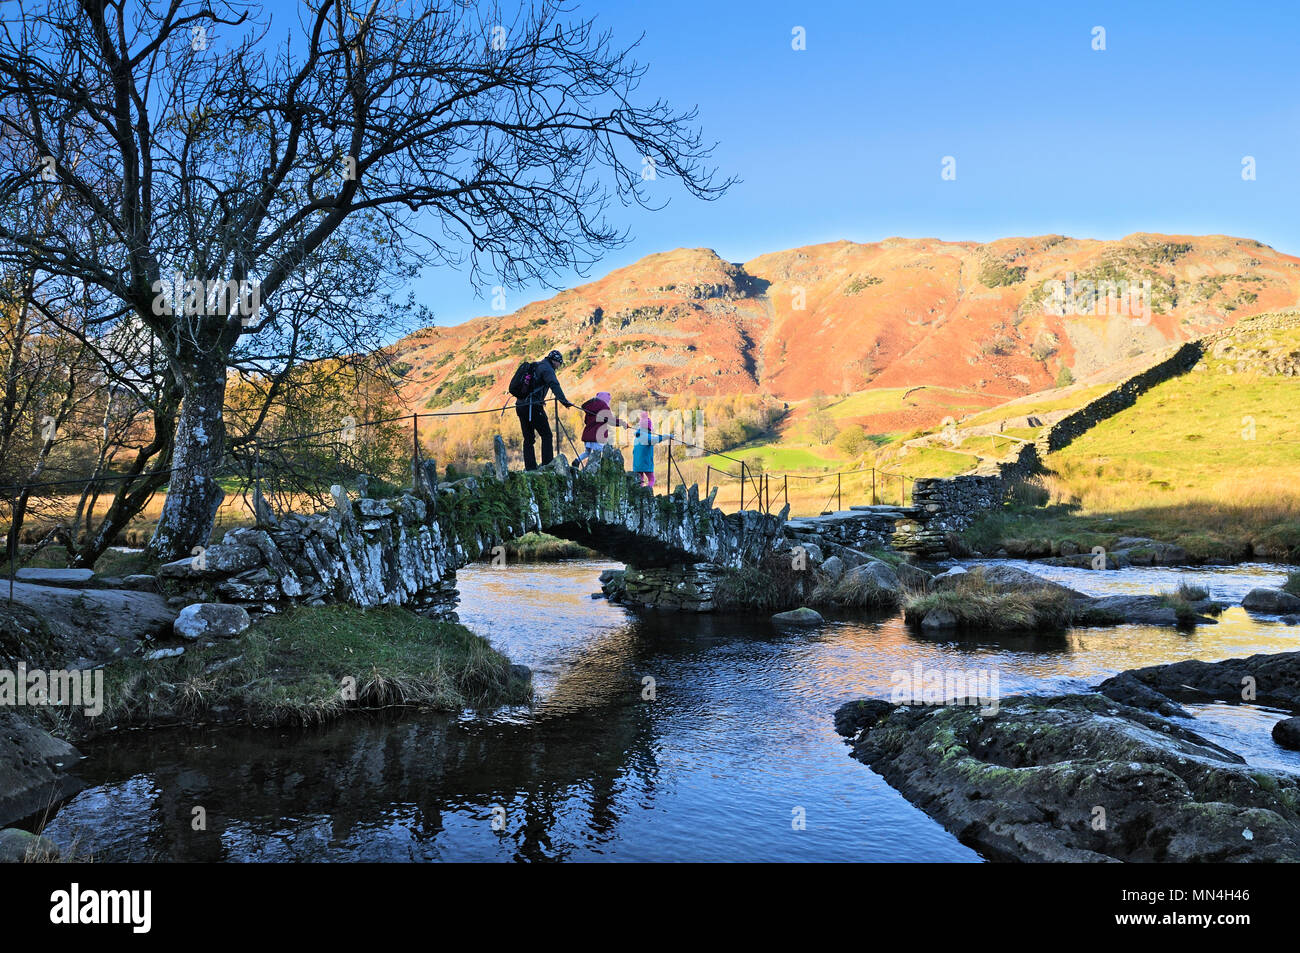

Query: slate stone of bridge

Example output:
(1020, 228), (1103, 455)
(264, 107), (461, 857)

(159, 444), (790, 614)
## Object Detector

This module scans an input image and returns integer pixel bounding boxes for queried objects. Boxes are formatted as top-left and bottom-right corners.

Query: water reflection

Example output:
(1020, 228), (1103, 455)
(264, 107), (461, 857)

(43, 558), (1300, 862)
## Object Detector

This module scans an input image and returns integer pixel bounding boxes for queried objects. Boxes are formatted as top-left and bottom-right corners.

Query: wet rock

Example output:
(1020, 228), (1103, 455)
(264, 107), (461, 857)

(1084, 595), (1210, 627)
(1113, 542), (1188, 567)
(0, 714), (83, 828)
(842, 692), (1300, 862)
(122, 574), (160, 592)
(928, 565), (968, 591)
(1100, 651), (1300, 711)
(1039, 552), (1118, 570)
(173, 603), (251, 641)
(771, 607), (824, 626)
(972, 563), (1086, 598)
(844, 559), (902, 596)
(1273, 717), (1300, 751)
(833, 698), (896, 738)
(0, 827), (60, 863)
(1242, 587), (1300, 614)
(1097, 672), (1189, 717)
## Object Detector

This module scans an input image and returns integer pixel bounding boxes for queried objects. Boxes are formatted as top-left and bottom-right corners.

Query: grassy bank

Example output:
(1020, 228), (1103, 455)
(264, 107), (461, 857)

(960, 499), (1298, 564)
(61, 605), (531, 737)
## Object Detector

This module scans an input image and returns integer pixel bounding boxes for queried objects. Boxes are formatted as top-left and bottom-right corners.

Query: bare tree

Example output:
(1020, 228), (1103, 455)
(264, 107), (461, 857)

(0, 0), (730, 561)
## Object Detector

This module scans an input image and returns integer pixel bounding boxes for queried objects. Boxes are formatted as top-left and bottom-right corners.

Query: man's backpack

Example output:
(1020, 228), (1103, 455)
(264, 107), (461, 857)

(508, 360), (537, 399)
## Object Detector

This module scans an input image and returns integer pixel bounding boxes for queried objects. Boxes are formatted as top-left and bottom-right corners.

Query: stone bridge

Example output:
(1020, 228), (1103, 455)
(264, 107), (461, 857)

(160, 440), (791, 618)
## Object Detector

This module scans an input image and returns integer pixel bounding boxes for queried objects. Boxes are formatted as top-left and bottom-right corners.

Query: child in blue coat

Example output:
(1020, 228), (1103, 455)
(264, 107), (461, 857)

(631, 410), (670, 487)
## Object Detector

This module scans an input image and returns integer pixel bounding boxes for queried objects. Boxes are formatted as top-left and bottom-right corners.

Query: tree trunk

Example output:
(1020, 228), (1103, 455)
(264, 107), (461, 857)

(145, 362), (227, 562)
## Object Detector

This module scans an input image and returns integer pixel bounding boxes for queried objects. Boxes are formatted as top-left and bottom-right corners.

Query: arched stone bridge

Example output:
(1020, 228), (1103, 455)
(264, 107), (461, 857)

(160, 441), (791, 617)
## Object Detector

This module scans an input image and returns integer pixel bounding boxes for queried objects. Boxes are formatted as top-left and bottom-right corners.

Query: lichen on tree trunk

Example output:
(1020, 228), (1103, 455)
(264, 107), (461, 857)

(145, 364), (227, 561)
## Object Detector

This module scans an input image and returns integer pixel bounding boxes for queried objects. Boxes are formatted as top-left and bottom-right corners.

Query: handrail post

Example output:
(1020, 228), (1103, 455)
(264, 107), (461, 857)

(739, 463), (745, 510)
(837, 472), (842, 511)
(705, 466), (711, 499)
(871, 468), (876, 505)
(784, 474), (788, 511)
(666, 443), (672, 495)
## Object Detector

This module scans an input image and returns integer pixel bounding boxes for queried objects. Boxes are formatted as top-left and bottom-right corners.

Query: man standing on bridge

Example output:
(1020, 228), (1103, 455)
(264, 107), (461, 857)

(515, 350), (574, 470)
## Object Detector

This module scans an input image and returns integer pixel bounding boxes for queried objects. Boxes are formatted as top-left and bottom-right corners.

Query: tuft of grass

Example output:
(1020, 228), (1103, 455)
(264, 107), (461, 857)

(1156, 585), (1207, 623)
(1284, 571), (1300, 597)
(500, 532), (594, 561)
(1174, 581), (1209, 602)
(77, 605), (530, 735)
(902, 567), (1077, 631)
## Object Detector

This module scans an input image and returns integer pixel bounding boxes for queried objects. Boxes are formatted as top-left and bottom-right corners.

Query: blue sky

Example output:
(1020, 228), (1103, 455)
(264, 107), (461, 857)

(272, 0), (1300, 325)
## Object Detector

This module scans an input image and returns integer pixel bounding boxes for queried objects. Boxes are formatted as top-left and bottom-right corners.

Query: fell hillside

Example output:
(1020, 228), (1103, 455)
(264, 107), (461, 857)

(390, 234), (1300, 438)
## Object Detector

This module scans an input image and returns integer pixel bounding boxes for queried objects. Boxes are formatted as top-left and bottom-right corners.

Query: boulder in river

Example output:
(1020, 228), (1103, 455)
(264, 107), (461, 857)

(1242, 587), (1300, 614)
(771, 607), (824, 626)
(832, 698), (896, 738)
(1273, 717), (1300, 752)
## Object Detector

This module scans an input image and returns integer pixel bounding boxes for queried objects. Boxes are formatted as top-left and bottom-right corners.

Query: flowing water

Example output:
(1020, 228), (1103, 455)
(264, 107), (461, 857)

(41, 558), (1300, 861)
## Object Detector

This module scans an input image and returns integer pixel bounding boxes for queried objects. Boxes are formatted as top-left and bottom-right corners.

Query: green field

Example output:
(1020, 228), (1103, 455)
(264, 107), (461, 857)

(1035, 323), (1300, 560)
(956, 382), (1111, 429)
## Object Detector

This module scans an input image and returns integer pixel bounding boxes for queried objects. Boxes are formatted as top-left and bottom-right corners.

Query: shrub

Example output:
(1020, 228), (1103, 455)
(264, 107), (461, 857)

(979, 260), (1028, 287)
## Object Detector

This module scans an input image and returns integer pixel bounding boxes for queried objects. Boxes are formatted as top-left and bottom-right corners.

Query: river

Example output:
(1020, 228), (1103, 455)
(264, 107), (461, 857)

(40, 558), (1300, 861)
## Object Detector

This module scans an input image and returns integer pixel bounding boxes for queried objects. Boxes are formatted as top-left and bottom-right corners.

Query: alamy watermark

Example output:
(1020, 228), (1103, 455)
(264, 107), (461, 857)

(0, 663), (103, 716)
(151, 273), (262, 325)
(891, 662), (1000, 716)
